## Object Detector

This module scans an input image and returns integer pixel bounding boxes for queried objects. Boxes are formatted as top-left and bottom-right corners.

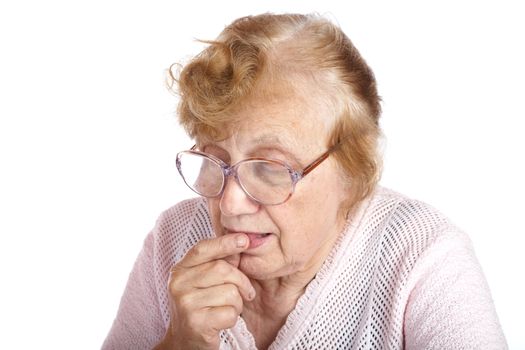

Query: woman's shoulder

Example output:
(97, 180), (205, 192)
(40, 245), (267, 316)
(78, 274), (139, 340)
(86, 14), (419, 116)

(371, 186), (459, 233)
(364, 186), (471, 257)
(151, 197), (214, 267)
(156, 197), (210, 227)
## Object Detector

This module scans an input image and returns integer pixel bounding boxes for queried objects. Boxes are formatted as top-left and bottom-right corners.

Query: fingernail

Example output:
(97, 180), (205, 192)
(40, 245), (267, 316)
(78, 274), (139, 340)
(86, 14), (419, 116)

(249, 287), (256, 300)
(236, 235), (247, 247)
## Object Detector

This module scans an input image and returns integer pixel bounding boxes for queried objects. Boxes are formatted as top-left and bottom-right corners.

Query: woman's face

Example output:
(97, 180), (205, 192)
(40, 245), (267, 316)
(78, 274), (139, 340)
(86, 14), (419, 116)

(203, 93), (349, 281)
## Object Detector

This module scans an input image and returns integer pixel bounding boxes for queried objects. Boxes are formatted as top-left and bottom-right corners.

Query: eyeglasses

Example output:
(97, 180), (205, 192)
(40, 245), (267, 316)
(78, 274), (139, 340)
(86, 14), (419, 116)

(176, 144), (339, 205)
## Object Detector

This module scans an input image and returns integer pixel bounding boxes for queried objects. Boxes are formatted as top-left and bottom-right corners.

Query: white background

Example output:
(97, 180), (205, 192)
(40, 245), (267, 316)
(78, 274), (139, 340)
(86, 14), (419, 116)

(1, 1), (523, 349)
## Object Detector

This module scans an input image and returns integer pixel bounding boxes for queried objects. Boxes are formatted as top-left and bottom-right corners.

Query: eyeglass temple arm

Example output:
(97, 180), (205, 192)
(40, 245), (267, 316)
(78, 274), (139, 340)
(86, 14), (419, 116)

(301, 151), (330, 176)
(301, 138), (348, 176)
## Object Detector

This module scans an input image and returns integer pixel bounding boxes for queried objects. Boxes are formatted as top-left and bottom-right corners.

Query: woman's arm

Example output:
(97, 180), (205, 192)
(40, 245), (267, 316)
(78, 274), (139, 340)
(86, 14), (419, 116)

(102, 232), (166, 350)
(404, 231), (507, 349)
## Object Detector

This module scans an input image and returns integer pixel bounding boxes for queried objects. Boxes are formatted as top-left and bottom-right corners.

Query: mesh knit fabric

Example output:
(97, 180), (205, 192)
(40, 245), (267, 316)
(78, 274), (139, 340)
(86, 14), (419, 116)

(102, 187), (507, 349)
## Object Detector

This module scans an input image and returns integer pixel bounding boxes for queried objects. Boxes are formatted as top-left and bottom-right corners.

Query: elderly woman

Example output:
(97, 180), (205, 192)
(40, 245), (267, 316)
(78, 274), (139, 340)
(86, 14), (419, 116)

(103, 13), (506, 349)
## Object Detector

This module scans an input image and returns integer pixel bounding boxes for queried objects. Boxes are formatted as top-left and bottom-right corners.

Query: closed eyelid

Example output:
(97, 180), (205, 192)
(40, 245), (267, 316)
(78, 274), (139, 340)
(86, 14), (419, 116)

(198, 142), (304, 169)
(246, 146), (303, 167)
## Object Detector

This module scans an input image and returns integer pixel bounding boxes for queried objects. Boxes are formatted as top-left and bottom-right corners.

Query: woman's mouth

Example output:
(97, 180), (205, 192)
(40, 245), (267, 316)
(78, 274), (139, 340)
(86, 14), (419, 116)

(244, 232), (272, 249)
(224, 228), (272, 249)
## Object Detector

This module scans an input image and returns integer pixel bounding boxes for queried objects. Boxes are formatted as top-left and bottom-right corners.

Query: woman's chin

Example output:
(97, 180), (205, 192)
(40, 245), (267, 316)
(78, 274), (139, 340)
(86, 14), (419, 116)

(238, 255), (272, 280)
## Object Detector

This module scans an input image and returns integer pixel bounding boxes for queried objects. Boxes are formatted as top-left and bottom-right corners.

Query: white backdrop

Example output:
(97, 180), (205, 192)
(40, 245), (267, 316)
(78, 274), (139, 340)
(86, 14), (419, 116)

(0, 1), (523, 349)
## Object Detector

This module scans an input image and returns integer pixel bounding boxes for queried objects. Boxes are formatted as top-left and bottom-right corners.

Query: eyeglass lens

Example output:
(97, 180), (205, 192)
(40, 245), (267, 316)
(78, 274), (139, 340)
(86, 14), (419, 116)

(178, 152), (294, 204)
(178, 153), (224, 197)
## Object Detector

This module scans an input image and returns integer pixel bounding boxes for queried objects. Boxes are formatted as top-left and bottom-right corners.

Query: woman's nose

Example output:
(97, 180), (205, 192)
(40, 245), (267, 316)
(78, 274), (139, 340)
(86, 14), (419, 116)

(219, 176), (259, 216)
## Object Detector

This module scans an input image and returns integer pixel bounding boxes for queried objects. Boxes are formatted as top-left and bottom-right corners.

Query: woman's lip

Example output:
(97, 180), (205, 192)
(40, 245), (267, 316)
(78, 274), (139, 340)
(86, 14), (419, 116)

(224, 228), (269, 235)
(244, 232), (272, 249)
(224, 229), (272, 249)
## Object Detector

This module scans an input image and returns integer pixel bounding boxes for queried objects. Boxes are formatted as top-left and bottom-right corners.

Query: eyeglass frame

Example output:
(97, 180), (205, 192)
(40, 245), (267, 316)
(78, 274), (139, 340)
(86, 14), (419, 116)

(176, 142), (342, 206)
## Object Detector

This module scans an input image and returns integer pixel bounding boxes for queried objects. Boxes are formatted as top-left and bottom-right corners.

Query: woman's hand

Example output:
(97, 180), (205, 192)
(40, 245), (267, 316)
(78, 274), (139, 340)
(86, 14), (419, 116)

(155, 233), (255, 350)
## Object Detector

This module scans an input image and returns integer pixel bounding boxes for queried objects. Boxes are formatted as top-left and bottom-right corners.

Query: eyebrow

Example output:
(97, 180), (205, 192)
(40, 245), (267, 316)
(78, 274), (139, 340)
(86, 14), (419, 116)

(252, 134), (287, 145)
(198, 133), (303, 166)
(248, 134), (303, 165)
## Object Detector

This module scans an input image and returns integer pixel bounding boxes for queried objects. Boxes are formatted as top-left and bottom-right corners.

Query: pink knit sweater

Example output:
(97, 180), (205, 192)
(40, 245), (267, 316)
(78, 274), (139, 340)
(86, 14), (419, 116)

(102, 187), (506, 349)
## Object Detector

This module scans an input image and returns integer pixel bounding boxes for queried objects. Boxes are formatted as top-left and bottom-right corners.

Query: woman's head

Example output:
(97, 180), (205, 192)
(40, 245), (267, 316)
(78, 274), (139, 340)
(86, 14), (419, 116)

(172, 14), (380, 211)
(171, 13), (382, 211)
(171, 13), (383, 280)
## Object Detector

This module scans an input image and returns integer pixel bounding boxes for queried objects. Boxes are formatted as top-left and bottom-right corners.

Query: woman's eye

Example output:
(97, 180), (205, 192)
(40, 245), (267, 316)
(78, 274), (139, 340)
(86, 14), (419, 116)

(259, 162), (277, 171)
(252, 162), (290, 184)
(255, 162), (281, 174)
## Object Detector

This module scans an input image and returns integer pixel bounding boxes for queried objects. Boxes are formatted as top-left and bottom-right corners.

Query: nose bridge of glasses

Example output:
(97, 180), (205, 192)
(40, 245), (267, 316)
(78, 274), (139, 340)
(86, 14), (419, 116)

(219, 162), (258, 206)
(221, 163), (244, 192)
(222, 164), (236, 178)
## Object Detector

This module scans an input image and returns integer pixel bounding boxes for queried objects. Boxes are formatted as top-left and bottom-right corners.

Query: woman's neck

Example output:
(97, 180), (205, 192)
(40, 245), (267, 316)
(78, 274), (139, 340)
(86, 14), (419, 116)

(241, 282), (301, 349)
(241, 238), (336, 348)
(241, 213), (349, 348)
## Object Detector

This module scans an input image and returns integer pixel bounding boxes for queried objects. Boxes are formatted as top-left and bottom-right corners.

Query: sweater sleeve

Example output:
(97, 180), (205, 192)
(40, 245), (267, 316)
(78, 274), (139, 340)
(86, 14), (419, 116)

(403, 231), (507, 349)
(101, 232), (166, 350)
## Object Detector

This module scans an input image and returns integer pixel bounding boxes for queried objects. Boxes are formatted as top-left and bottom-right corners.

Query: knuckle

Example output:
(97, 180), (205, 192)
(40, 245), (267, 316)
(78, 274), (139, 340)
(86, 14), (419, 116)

(167, 274), (183, 296)
(168, 281), (178, 297)
(176, 292), (194, 311)
(212, 259), (232, 275)
(168, 267), (181, 283)
(232, 298), (243, 315)
(224, 284), (240, 299)
(190, 242), (208, 259)
(223, 306), (239, 326)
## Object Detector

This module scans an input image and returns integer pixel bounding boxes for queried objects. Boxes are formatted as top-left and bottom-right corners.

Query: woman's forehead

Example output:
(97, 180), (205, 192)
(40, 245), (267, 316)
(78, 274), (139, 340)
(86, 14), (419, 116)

(236, 130), (300, 151)
(243, 94), (329, 136)
(196, 82), (334, 151)
(208, 117), (327, 161)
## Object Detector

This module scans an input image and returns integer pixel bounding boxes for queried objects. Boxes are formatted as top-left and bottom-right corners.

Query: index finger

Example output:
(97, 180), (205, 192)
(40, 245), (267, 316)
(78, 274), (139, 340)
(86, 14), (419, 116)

(180, 234), (249, 268)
